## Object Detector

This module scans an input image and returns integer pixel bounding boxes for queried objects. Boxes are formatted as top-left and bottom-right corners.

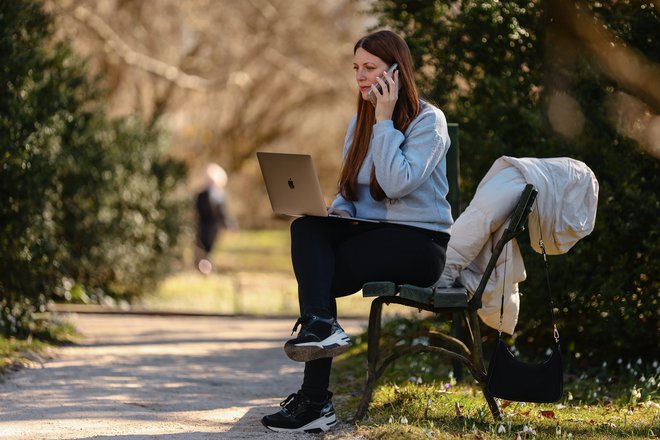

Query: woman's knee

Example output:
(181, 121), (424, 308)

(290, 216), (320, 238)
(291, 215), (341, 240)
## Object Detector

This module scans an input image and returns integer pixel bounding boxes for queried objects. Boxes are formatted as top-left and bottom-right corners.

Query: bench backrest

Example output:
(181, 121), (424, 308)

(447, 123), (461, 220)
(468, 184), (538, 309)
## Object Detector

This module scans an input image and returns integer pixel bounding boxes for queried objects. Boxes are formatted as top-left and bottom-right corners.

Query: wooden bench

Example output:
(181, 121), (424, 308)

(354, 183), (539, 421)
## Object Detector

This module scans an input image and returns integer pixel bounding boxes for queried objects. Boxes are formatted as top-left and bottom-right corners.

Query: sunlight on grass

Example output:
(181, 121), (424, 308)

(330, 318), (660, 440)
(141, 229), (393, 317)
(141, 269), (301, 315)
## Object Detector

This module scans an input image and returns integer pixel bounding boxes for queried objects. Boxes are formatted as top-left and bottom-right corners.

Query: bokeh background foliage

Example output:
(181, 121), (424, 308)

(1, 0), (186, 336)
(373, 0), (659, 365)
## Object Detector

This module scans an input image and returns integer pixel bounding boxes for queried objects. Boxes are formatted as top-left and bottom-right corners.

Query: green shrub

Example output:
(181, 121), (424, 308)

(0, 0), (186, 337)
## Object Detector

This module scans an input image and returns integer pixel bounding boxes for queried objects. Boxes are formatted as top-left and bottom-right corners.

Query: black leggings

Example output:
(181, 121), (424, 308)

(289, 215), (449, 399)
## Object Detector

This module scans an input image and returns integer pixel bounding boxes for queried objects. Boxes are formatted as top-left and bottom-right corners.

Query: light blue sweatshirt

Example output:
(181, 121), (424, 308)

(331, 100), (454, 233)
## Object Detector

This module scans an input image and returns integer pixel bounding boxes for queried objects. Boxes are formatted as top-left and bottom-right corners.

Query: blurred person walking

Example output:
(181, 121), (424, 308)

(195, 163), (235, 275)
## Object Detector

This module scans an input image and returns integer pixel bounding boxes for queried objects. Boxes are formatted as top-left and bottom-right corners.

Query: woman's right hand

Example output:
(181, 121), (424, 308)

(373, 69), (399, 123)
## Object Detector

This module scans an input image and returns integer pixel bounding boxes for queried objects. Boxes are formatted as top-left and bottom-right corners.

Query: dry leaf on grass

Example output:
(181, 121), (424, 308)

(540, 410), (556, 419)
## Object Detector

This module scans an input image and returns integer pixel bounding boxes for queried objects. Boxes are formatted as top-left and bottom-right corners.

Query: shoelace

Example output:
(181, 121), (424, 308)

(280, 392), (309, 415)
(290, 317), (307, 336)
(280, 393), (298, 408)
(290, 314), (338, 336)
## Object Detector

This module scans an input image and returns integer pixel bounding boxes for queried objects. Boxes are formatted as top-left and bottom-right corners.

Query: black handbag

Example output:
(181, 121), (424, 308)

(485, 218), (563, 403)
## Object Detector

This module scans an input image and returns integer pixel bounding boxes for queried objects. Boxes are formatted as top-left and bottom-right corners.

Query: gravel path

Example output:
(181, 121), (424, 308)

(0, 313), (367, 439)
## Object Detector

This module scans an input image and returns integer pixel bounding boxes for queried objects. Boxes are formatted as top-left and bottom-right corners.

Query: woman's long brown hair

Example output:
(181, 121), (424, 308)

(338, 30), (420, 201)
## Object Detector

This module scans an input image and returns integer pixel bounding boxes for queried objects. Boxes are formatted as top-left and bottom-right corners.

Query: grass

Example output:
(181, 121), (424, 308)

(329, 318), (660, 439)
(0, 316), (78, 376)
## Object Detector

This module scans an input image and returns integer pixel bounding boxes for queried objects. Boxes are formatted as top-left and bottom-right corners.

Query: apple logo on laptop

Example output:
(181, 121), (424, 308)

(288, 178), (295, 189)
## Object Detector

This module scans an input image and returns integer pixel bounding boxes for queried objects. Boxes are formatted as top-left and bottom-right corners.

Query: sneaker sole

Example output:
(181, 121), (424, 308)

(284, 331), (352, 362)
(262, 411), (337, 433)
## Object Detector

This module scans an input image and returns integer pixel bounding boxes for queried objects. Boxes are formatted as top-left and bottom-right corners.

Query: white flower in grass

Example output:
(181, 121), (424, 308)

(497, 424), (506, 434)
(556, 425), (562, 436)
(523, 425), (537, 435)
(400, 416), (408, 425)
(388, 415), (394, 424)
(640, 375), (646, 382)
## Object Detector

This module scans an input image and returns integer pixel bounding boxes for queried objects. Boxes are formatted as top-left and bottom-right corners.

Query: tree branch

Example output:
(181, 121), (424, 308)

(65, 3), (211, 90)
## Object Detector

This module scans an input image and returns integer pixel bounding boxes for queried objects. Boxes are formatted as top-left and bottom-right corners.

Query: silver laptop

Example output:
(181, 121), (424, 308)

(256, 151), (378, 222)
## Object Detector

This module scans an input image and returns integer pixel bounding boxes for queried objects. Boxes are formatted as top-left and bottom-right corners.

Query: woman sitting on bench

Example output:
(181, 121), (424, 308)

(261, 30), (454, 433)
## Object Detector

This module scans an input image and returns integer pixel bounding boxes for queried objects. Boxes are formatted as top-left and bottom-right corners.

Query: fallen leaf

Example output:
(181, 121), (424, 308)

(540, 410), (556, 419)
(520, 410), (531, 417)
(500, 400), (512, 410)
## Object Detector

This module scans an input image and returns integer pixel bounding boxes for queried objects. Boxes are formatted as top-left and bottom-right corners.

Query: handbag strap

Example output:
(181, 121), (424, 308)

(535, 199), (560, 344)
(498, 198), (560, 344)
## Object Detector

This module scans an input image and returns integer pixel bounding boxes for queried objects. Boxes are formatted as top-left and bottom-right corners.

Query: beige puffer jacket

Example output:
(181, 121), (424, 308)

(439, 156), (598, 334)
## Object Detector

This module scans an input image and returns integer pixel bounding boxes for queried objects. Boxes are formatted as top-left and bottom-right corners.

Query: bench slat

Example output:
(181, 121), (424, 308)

(363, 282), (469, 309)
(362, 281), (397, 297)
(433, 286), (468, 308)
(399, 284), (434, 304)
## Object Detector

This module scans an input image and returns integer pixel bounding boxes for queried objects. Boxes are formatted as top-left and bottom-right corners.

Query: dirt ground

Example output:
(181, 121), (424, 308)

(0, 313), (367, 439)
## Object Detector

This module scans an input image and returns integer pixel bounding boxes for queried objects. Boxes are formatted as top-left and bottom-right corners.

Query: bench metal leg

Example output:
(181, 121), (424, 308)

(466, 310), (502, 420)
(354, 297), (385, 421)
(354, 300), (501, 422)
(482, 387), (502, 420)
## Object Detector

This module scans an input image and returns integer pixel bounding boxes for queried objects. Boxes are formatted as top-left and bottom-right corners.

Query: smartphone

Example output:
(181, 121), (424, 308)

(368, 63), (398, 107)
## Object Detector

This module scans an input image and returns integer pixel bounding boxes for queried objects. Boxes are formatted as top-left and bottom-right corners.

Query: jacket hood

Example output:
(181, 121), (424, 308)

(479, 156), (599, 255)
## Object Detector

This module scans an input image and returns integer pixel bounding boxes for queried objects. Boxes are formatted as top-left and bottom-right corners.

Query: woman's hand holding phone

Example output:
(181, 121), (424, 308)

(369, 64), (399, 123)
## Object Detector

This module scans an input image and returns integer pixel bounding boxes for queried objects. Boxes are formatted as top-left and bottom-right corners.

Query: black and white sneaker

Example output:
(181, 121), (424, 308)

(261, 390), (337, 433)
(284, 314), (352, 362)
